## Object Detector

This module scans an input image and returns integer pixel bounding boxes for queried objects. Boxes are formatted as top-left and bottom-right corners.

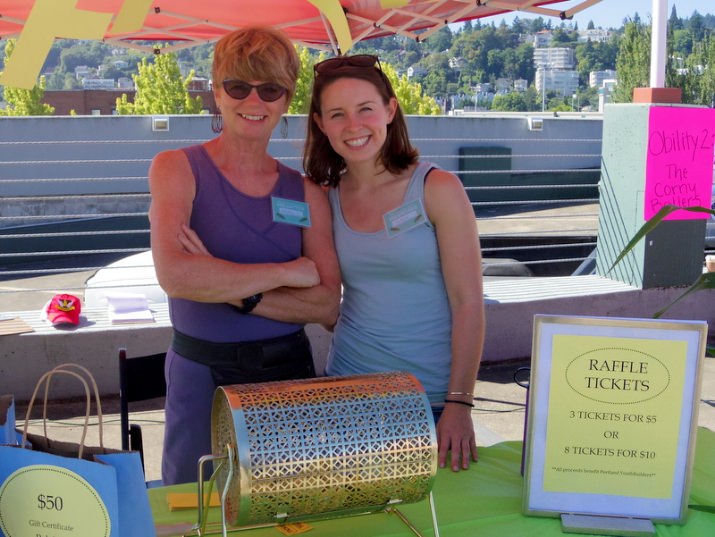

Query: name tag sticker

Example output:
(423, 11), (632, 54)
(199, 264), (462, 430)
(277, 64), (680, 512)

(384, 199), (427, 238)
(272, 197), (311, 228)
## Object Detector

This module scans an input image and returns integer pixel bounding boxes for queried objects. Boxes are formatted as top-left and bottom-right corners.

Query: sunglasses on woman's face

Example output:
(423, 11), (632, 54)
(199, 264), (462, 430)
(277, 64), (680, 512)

(313, 54), (381, 75)
(221, 80), (287, 102)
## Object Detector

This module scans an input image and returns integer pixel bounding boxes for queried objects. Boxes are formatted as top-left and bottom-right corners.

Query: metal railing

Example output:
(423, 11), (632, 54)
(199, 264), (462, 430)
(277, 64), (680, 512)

(0, 114), (604, 306)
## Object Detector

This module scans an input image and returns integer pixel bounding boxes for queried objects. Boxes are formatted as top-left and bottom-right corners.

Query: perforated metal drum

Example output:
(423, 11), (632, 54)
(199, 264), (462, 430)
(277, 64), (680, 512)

(210, 371), (437, 527)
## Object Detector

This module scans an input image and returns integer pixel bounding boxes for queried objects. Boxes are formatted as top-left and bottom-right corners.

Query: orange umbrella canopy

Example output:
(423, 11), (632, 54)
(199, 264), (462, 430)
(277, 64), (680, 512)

(0, 0), (601, 88)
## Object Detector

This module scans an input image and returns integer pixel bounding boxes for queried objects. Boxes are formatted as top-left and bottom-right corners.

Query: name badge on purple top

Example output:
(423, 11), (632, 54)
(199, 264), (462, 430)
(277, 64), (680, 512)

(271, 197), (311, 228)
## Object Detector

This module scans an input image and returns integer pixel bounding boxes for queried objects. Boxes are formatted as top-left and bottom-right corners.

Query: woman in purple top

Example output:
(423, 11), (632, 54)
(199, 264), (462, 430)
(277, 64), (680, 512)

(148, 27), (341, 485)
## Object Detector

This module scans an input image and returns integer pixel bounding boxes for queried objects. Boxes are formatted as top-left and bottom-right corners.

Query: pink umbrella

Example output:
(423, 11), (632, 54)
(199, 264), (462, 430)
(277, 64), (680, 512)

(0, 0), (602, 88)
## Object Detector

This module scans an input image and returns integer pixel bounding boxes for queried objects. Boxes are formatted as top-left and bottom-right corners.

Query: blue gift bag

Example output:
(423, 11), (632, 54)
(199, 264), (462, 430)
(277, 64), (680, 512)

(0, 364), (155, 537)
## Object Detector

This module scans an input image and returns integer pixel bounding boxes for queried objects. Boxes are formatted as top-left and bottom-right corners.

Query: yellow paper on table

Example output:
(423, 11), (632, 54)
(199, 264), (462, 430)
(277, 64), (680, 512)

(166, 492), (220, 511)
(542, 334), (687, 498)
(276, 522), (313, 535)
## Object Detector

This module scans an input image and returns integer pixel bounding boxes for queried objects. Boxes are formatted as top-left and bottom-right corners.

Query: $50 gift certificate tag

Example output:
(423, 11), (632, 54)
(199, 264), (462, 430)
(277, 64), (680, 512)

(0, 465), (110, 537)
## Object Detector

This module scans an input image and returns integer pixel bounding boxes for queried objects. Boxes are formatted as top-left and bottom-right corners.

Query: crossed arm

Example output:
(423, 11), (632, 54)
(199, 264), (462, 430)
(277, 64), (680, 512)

(148, 149), (341, 326)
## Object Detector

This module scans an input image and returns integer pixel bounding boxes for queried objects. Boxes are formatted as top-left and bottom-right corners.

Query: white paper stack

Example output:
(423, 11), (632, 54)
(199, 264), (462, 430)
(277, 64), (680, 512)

(105, 292), (155, 324)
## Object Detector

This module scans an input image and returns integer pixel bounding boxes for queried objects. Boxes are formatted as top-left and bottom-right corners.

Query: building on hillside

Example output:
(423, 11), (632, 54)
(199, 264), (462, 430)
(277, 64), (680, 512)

(533, 30), (553, 48)
(533, 47), (578, 98)
(577, 29), (612, 43)
(495, 78), (511, 94)
(513, 79), (528, 92)
(598, 79), (617, 112)
(589, 70), (617, 88)
(42, 90), (216, 115)
(407, 65), (428, 78)
(536, 69), (579, 97)
(188, 77), (211, 91)
(74, 65), (92, 79)
(533, 47), (575, 70)
(81, 79), (116, 90)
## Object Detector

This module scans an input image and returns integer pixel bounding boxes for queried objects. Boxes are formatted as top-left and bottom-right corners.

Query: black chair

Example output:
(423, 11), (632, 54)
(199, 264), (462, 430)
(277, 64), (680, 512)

(118, 347), (167, 475)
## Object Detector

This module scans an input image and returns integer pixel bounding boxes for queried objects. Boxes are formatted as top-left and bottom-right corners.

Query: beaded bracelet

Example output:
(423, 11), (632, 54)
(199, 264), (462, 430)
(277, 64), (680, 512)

(447, 391), (474, 397)
(444, 399), (475, 408)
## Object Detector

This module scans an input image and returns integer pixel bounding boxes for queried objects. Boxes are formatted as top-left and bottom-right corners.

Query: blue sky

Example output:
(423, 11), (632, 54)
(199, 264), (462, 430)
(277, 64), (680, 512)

(490, 1), (708, 29)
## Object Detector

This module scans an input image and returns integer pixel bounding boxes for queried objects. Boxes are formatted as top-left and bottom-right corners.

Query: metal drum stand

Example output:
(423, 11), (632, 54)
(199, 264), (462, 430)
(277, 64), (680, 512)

(191, 372), (440, 536)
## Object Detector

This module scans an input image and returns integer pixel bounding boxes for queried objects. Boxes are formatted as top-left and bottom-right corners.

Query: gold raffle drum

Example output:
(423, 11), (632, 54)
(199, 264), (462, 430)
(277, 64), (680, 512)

(210, 371), (437, 526)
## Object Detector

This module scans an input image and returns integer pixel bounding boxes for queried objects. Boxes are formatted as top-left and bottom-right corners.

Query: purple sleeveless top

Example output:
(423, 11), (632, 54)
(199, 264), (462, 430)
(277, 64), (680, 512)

(168, 144), (304, 342)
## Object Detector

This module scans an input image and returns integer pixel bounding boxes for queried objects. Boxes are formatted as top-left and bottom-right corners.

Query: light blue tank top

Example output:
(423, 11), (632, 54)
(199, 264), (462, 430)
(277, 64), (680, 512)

(327, 161), (452, 404)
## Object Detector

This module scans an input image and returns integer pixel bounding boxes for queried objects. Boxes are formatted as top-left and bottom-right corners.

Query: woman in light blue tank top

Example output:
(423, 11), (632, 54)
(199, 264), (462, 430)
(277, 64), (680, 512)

(304, 55), (486, 472)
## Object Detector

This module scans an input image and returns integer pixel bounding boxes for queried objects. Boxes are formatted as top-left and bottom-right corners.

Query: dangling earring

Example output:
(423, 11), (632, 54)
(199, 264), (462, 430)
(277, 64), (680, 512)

(212, 109), (223, 134)
(281, 116), (288, 139)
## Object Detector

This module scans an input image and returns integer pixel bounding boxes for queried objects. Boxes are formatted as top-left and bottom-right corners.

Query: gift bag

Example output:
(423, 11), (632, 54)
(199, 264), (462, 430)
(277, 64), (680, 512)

(0, 364), (156, 537)
(0, 396), (15, 446)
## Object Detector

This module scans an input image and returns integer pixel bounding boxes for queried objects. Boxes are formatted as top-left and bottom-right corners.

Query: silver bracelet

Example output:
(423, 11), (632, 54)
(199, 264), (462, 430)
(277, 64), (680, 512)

(447, 391), (474, 397)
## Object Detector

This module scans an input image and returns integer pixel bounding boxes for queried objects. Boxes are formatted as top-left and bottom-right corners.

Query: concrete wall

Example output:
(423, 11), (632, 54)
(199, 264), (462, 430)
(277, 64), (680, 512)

(0, 113), (603, 199)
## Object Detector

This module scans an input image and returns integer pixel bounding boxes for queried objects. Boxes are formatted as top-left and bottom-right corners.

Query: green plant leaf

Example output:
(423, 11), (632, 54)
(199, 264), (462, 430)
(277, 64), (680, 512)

(608, 205), (715, 274)
(654, 272), (715, 318)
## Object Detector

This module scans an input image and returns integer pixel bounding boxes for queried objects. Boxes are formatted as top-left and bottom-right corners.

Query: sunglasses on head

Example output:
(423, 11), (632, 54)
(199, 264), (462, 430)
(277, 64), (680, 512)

(313, 54), (382, 76)
(221, 80), (287, 102)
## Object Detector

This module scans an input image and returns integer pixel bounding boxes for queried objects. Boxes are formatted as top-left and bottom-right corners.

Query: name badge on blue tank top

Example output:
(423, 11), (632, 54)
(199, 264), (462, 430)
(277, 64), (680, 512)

(383, 199), (428, 238)
(271, 197), (311, 228)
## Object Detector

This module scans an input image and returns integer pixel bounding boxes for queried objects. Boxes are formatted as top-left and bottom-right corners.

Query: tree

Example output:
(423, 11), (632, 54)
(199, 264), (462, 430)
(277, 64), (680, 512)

(115, 50), (203, 115)
(425, 26), (453, 53)
(381, 63), (441, 115)
(491, 91), (527, 111)
(614, 20), (651, 102)
(289, 46), (322, 114)
(0, 40), (55, 116)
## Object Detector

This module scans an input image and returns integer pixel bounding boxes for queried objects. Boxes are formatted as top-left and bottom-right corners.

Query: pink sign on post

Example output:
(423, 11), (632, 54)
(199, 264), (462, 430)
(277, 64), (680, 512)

(644, 106), (715, 220)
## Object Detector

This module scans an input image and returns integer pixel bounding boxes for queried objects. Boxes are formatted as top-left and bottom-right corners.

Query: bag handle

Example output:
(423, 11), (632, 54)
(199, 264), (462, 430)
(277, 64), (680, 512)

(22, 363), (105, 459)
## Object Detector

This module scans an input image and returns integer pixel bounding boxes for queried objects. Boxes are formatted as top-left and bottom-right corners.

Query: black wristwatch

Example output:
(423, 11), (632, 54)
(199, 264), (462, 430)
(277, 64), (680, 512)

(234, 293), (263, 314)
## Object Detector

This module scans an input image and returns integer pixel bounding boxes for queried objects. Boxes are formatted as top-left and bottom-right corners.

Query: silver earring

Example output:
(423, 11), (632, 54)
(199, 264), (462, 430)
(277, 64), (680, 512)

(212, 110), (223, 134)
(281, 116), (288, 139)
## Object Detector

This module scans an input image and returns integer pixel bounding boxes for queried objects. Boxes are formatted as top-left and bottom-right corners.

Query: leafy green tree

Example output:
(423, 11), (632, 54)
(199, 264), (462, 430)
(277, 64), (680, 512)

(677, 35), (715, 105)
(115, 51), (203, 114)
(491, 91), (527, 111)
(59, 41), (111, 75)
(669, 6), (683, 31)
(425, 26), (453, 53)
(381, 63), (441, 115)
(614, 20), (651, 102)
(0, 40), (55, 116)
(289, 46), (322, 114)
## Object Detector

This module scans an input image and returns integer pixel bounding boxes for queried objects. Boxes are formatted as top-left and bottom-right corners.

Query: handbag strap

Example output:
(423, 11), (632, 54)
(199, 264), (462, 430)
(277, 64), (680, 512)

(43, 363), (104, 446)
(22, 363), (105, 459)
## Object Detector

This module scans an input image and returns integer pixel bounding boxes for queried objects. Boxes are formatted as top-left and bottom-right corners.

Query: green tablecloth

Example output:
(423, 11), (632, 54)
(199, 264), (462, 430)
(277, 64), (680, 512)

(150, 427), (715, 536)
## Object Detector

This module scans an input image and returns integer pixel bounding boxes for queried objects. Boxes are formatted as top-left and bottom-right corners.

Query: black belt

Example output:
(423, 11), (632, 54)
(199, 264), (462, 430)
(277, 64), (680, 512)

(171, 328), (315, 385)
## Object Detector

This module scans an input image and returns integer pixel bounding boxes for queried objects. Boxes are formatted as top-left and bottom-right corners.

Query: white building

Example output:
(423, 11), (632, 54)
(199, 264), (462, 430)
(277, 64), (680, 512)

(533, 30), (553, 48)
(598, 79), (617, 112)
(81, 78), (116, 90)
(536, 69), (579, 97)
(533, 47), (575, 70)
(514, 79), (528, 92)
(74, 65), (91, 79)
(590, 70), (617, 88)
(407, 65), (428, 78)
(578, 29), (612, 43)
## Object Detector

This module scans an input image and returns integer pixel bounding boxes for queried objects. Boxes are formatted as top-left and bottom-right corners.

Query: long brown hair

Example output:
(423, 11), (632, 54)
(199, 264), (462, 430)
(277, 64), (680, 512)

(303, 59), (418, 186)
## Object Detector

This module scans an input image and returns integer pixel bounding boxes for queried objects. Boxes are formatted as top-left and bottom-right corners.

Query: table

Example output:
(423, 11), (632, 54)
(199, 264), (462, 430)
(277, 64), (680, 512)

(150, 427), (715, 536)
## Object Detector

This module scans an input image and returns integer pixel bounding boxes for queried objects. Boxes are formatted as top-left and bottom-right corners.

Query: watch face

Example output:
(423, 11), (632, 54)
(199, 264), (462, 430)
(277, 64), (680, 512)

(246, 293), (262, 305)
